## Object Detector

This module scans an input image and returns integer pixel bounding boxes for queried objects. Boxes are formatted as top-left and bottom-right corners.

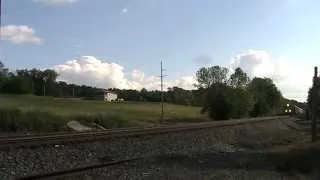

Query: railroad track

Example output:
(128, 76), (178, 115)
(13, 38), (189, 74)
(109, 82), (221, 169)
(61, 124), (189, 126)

(7, 116), (291, 180)
(1, 116), (288, 149)
(17, 157), (145, 180)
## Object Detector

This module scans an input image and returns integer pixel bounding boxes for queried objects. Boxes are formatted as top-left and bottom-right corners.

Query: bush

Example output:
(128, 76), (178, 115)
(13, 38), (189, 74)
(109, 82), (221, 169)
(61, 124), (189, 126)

(202, 84), (253, 120)
(228, 88), (253, 118)
(0, 108), (135, 132)
(0, 108), (66, 132)
(248, 78), (282, 117)
(203, 83), (232, 120)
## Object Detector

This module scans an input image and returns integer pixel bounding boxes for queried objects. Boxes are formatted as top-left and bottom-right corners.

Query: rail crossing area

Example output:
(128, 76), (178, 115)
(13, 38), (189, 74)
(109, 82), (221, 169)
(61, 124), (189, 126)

(0, 115), (319, 180)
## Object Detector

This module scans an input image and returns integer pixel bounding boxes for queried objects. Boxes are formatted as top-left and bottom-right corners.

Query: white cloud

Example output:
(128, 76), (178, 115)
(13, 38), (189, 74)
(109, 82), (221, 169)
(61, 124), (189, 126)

(230, 50), (271, 77)
(1, 25), (43, 45)
(121, 8), (129, 14)
(173, 76), (196, 90)
(54, 56), (195, 91)
(229, 50), (312, 102)
(53, 51), (309, 102)
(33, 0), (79, 5)
(131, 69), (145, 82)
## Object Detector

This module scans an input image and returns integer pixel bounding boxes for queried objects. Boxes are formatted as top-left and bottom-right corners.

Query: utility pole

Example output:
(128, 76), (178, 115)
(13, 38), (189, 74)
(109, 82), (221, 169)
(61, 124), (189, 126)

(43, 77), (47, 96)
(312, 66), (318, 142)
(160, 60), (167, 123)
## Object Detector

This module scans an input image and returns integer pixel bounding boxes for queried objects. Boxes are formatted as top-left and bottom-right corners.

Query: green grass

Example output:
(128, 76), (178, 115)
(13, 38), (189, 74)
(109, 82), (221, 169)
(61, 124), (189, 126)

(0, 108), (67, 132)
(0, 94), (206, 131)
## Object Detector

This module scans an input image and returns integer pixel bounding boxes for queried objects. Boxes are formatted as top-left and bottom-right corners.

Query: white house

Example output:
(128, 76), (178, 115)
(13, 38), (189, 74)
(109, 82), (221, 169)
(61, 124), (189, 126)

(104, 91), (118, 102)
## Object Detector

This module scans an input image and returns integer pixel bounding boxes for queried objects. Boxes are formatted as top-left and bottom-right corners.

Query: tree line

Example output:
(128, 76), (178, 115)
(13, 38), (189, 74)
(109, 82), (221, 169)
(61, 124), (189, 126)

(195, 66), (285, 119)
(0, 61), (302, 120)
(0, 61), (203, 104)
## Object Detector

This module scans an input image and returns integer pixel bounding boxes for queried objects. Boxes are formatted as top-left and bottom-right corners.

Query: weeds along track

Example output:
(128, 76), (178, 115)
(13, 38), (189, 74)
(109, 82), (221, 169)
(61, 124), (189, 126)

(0, 116), (288, 149)
(14, 117), (304, 179)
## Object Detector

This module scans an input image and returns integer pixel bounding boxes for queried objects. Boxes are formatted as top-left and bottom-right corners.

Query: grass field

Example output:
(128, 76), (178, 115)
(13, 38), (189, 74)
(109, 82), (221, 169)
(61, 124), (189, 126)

(0, 94), (207, 131)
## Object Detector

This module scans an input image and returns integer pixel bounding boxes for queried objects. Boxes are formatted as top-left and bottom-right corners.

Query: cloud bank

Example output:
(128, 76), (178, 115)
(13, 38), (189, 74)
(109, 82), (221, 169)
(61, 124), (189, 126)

(1, 25), (43, 45)
(54, 56), (196, 91)
(54, 50), (311, 102)
(230, 50), (312, 102)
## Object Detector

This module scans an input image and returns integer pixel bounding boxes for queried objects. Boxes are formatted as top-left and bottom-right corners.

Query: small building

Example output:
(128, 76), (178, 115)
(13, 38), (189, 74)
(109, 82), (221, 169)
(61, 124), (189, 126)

(104, 91), (118, 102)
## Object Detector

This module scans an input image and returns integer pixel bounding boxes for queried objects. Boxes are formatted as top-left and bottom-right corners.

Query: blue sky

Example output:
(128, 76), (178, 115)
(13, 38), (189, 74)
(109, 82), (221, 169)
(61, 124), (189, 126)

(1, 0), (320, 101)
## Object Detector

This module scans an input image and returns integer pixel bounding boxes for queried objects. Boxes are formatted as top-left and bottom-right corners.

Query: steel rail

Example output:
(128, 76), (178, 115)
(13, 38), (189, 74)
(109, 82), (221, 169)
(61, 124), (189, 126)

(14, 116), (290, 180)
(0, 116), (288, 149)
(16, 157), (144, 180)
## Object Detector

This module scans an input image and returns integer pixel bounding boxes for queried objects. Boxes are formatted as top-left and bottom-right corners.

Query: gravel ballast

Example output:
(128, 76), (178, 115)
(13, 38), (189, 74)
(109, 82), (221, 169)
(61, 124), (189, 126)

(0, 118), (310, 179)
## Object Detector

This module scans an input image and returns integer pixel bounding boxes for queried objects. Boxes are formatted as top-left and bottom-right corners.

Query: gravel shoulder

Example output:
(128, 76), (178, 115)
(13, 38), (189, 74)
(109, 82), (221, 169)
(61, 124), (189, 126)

(0, 118), (315, 180)
(56, 149), (318, 180)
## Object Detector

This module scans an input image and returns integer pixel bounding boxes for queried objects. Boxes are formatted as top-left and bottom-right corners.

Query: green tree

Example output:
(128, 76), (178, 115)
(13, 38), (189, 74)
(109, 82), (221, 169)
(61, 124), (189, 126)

(229, 67), (250, 88)
(0, 61), (9, 90)
(140, 88), (148, 101)
(228, 86), (253, 118)
(202, 83), (232, 120)
(42, 69), (59, 96)
(0, 61), (8, 76)
(1, 76), (33, 94)
(195, 66), (229, 88)
(227, 68), (253, 118)
(248, 77), (282, 117)
(167, 87), (193, 105)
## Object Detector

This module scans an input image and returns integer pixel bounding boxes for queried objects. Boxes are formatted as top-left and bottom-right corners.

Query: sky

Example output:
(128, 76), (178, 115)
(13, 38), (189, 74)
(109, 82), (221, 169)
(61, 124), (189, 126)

(1, 0), (320, 102)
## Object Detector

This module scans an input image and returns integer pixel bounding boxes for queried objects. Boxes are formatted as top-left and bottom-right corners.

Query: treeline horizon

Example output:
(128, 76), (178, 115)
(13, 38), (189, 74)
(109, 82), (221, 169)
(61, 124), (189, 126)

(0, 61), (205, 105)
(0, 61), (306, 120)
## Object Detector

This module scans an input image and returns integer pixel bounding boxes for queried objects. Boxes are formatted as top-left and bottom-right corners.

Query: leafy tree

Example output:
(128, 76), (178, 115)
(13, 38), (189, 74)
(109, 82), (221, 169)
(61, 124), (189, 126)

(228, 87), (253, 118)
(1, 76), (33, 94)
(248, 77), (282, 117)
(227, 68), (252, 118)
(140, 88), (148, 101)
(229, 67), (250, 88)
(0, 61), (9, 90)
(0, 61), (8, 76)
(202, 83), (232, 120)
(167, 87), (193, 105)
(195, 66), (229, 88)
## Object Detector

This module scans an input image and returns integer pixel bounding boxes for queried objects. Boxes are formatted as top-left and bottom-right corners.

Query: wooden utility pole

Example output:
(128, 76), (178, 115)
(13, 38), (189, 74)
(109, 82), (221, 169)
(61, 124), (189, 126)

(312, 66), (318, 142)
(160, 61), (167, 123)
(43, 77), (47, 96)
(160, 61), (164, 123)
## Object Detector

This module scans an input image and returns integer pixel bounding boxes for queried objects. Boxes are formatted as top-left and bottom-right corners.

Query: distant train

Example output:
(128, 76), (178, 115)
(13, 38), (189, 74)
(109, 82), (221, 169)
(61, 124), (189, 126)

(280, 103), (305, 116)
(293, 105), (305, 115)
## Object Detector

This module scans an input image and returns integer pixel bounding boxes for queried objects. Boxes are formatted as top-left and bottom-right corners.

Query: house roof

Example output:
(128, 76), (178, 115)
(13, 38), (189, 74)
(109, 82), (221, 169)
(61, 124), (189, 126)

(104, 91), (117, 94)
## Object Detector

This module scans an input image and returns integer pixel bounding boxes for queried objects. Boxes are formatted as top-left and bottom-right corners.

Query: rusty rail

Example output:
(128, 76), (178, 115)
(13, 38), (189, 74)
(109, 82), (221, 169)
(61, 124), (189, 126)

(1, 116), (288, 149)
(11, 116), (290, 180)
